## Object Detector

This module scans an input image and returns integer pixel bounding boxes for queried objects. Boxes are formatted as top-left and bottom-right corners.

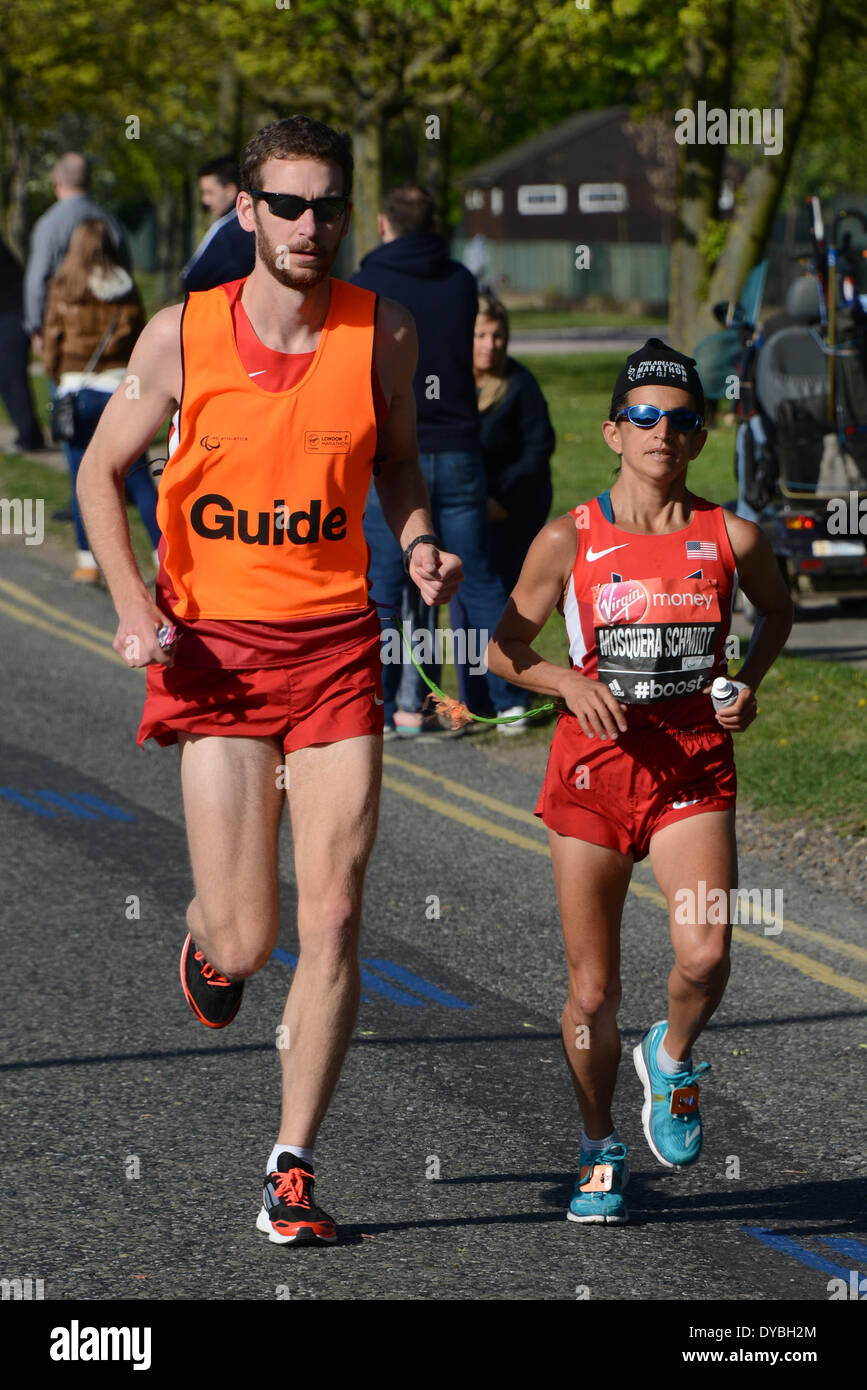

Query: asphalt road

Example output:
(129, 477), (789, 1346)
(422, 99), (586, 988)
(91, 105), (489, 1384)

(1, 540), (866, 1312)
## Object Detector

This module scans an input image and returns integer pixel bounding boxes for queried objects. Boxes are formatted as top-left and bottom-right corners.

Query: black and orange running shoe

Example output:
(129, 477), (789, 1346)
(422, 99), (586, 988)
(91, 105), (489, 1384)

(255, 1154), (338, 1246)
(180, 932), (244, 1029)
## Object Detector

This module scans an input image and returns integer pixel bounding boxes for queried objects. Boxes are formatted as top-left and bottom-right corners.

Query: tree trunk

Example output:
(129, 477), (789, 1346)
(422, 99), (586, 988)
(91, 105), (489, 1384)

(351, 106), (384, 263)
(216, 63), (245, 156)
(2, 117), (31, 259)
(154, 185), (186, 306)
(668, 0), (735, 353)
(705, 0), (828, 313)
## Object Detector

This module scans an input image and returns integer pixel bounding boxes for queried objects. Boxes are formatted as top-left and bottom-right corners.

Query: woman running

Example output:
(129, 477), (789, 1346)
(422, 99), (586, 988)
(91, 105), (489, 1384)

(486, 339), (793, 1224)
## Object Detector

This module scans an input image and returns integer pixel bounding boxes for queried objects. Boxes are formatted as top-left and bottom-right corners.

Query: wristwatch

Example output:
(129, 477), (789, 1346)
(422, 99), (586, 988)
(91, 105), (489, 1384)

(402, 533), (443, 574)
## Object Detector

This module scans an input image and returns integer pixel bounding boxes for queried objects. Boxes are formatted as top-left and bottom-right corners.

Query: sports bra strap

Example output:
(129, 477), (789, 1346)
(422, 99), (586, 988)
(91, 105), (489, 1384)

(596, 489), (614, 522)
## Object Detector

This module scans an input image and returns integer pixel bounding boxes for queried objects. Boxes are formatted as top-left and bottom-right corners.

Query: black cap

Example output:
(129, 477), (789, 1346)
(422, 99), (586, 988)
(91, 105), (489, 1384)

(610, 337), (705, 419)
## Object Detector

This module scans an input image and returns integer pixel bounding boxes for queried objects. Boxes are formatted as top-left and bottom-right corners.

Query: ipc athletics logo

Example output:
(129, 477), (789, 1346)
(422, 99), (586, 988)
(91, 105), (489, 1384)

(596, 581), (649, 625)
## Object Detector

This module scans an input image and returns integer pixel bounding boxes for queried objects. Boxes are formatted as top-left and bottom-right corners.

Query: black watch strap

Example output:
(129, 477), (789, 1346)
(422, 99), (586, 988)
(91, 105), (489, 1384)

(403, 533), (442, 574)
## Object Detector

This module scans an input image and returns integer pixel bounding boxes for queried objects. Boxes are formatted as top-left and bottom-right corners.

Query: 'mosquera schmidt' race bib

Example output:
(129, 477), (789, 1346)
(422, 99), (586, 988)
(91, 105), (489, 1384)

(592, 575), (722, 703)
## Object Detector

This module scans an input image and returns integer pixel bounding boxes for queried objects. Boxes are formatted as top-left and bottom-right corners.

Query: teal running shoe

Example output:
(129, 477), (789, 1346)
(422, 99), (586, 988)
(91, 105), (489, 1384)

(633, 1020), (711, 1169)
(567, 1141), (629, 1224)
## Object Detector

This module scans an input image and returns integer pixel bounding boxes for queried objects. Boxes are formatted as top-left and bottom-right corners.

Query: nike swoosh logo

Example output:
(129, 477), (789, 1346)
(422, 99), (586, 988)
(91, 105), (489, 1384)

(248, 370), (267, 377)
(672, 798), (700, 809)
(373, 695), (384, 705)
(683, 1126), (700, 1148)
(586, 544), (629, 561)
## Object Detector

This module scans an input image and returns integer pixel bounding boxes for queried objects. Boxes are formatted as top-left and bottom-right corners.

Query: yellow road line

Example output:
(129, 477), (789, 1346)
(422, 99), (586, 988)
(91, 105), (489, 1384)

(0, 577), (114, 643)
(757, 916), (867, 965)
(0, 598), (125, 663)
(386, 756), (867, 966)
(381, 775), (547, 854)
(383, 752), (541, 827)
(729, 930), (867, 1002)
(382, 771), (867, 1002)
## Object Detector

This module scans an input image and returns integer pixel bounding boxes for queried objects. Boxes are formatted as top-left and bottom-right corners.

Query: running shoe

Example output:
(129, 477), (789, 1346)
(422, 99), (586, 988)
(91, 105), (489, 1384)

(633, 1020), (711, 1168)
(256, 1153), (338, 1245)
(496, 704), (530, 736)
(180, 932), (244, 1029)
(567, 1141), (629, 1224)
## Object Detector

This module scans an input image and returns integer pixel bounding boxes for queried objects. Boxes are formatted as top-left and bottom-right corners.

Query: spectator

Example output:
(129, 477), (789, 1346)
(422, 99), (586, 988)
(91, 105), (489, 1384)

(24, 152), (129, 345)
(42, 220), (160, 583)
(24, 151), (129, 520)
(181, 155), (255, 292)
(0, 237), (45, 452)
(451, 294), (555, 727)
(352, 184), (524, 735)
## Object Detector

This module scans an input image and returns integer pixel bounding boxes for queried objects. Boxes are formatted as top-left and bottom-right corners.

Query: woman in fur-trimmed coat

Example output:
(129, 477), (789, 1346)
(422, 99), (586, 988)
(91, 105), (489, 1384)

(42, 219), (160, 583)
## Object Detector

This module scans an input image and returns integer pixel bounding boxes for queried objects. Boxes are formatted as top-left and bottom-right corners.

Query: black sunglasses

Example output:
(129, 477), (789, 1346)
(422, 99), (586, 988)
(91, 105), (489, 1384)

(249, 189), (349, 222)
(615, 404), (704, 431)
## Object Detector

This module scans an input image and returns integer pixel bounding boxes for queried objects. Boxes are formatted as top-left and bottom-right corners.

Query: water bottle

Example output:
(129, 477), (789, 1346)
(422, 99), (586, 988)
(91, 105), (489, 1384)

(711, 676), (747, 710)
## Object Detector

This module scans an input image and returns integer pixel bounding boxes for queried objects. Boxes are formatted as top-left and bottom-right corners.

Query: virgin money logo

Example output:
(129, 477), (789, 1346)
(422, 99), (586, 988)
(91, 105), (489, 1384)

(597, 581), (649, 624)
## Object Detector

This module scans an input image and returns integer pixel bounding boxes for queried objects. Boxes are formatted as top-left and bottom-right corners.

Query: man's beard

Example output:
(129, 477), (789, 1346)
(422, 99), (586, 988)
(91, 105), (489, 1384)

(253, 217), (337, 289)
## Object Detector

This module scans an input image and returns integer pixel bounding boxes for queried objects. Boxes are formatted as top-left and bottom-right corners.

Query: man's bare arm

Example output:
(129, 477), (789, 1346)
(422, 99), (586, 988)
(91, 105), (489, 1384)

(372, 296), (463, 606)
(76, 303), (183, 667)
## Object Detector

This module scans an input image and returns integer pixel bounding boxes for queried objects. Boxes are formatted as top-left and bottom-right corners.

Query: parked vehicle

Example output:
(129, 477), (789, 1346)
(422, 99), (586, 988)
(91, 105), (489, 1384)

(732, 204), (867, 615)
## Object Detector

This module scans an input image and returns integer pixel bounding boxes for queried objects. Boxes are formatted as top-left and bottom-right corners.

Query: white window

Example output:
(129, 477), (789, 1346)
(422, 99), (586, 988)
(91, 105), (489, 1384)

(464, 188), (485, 211)
(578, 183), (628, 214)
(490, 187), (503, 216)
(517, 184), (567, 215)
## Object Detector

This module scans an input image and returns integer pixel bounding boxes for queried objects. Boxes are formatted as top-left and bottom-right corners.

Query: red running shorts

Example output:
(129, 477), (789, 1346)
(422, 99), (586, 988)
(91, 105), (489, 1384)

(137, 627), (384, 754)
(535, 712), (736, 861)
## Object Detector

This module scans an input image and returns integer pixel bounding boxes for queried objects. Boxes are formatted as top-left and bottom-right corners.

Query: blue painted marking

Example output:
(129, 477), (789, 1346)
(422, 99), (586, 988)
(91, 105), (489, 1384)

(359, 968), (424, 1006)
(362, 958), (473, 1009)
(269, 948), (425, 1006)
(66, 793), (136, 822)
(271, 948), (298, 968)
(0, 787), (136, 821)
(33, 791), (99, 819)
(740, 1226), (852, 1280)
(819, 1236), (867, 1263)
(0, 787), (58, 817)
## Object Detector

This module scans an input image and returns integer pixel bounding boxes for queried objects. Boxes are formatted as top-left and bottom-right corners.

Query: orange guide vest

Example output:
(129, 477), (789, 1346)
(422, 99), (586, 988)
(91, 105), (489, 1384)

(158, 277), (378, 620)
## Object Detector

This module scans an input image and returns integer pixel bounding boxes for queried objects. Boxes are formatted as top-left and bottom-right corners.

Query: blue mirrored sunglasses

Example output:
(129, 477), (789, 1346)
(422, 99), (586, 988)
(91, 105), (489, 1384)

(615, 404), (703, 431)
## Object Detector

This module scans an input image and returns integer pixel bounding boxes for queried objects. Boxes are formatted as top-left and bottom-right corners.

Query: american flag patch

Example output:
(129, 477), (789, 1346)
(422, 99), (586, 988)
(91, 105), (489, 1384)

(686, 540), (717, 560)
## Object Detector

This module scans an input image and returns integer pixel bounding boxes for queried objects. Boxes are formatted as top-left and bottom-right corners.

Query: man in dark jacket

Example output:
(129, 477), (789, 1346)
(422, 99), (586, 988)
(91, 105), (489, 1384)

(181, 156), (255, 292)
(352, 185), (522, 731)
(0, 238), (45, 452)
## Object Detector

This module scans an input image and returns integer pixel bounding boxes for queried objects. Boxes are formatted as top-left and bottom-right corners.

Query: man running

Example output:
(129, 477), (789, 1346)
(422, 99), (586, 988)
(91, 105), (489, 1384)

(486, 339), (793, 1223)
(77, 115), (462, 1245)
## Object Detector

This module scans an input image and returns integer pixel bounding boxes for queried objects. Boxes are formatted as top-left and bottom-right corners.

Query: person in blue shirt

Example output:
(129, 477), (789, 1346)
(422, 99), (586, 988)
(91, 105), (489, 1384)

(352, 186), (524, 735)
